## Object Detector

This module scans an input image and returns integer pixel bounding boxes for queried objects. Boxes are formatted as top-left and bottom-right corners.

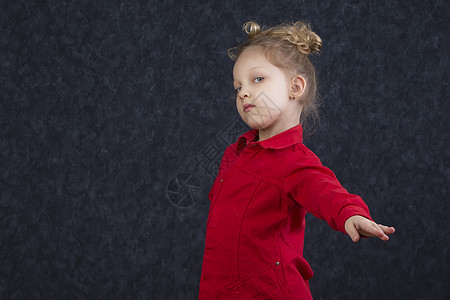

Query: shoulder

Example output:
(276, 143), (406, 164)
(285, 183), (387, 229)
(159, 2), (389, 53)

(217, 141), (241, 172)
(223, 140), (239, 157)
(282, 144), (339, 190)
(291, 143), (323, 166)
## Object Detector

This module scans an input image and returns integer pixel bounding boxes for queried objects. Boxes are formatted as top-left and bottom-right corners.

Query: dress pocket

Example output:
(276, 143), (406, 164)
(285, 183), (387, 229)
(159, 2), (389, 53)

(278, 233), (314, 281)
(232, 262), (284, 299)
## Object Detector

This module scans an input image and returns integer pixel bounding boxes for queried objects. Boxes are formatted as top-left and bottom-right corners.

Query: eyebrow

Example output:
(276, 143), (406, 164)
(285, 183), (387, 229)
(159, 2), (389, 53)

(249, 66), (264, 71)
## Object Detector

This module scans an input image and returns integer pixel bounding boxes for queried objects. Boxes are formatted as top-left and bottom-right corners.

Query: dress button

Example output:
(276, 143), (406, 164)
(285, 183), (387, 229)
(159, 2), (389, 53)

(276, 261), (280, 266)
(220, 179), (223, 182)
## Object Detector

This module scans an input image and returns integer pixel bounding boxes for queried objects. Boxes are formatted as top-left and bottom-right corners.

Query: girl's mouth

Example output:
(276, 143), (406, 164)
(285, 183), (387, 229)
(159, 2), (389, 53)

(243, 104), (255, 112)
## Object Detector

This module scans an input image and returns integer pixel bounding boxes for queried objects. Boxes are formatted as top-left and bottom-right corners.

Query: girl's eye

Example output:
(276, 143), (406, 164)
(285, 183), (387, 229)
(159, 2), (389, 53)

(253, 77), (264, 83)
(235, 87), (241, 93)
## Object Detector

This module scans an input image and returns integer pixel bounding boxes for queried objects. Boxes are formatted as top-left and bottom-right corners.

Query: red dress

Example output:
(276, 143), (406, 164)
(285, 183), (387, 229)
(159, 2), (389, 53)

(199, 124), (372, 299)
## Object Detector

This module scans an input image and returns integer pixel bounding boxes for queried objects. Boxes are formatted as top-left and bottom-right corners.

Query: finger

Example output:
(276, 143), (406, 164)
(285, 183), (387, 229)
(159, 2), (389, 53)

(346, 224), (361, 243)
(368, 223), (389, 241)
(358, 222), (387, 240)
(378, 224), (396, 235)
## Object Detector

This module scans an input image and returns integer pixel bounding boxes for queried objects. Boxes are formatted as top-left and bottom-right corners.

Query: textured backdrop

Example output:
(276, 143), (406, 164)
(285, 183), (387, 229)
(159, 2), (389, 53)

(1, 0), (449, 299)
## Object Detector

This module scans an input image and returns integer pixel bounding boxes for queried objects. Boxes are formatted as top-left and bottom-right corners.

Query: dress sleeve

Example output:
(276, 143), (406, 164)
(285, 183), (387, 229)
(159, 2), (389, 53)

(282, 154), (373, 234)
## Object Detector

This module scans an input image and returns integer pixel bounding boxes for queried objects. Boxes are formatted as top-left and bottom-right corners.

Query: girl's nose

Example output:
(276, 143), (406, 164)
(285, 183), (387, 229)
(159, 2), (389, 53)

(238, 87), (250, 99)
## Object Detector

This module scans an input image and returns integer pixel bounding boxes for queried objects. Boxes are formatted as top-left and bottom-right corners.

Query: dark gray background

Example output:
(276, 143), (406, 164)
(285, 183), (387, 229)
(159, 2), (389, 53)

(1, 0), (449, 299)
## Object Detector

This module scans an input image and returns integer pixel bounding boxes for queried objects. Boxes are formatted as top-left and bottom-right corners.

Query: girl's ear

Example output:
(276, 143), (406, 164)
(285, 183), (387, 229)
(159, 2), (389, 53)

(289, 75), (306, 100)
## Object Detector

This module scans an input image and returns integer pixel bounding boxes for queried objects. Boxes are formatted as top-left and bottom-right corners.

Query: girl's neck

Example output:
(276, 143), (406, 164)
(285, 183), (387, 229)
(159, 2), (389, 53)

(256, 107), (302, 142)
(257, 121), (300, 142)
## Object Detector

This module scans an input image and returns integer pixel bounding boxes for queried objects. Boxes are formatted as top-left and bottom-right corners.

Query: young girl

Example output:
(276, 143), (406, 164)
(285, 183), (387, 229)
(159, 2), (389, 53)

(199, 21), (395, 299)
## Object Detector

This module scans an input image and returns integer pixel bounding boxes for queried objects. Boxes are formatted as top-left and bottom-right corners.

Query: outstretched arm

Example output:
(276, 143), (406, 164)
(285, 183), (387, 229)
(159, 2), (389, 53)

(345, 215), (395, 242)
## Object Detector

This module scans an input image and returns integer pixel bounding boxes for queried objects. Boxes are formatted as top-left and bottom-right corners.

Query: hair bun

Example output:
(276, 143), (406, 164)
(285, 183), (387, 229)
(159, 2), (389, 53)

(243, 21), (261, 39)
(241, 21), (322, 56)
(288, 22), (322, 55)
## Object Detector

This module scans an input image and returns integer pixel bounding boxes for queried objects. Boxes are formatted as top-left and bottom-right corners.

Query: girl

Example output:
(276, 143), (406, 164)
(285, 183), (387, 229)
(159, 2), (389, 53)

(199, 21), (395, 299)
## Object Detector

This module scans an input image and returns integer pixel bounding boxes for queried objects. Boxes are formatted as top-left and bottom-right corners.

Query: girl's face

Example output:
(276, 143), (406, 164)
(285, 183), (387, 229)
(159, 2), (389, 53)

(233, 47), (301, 139)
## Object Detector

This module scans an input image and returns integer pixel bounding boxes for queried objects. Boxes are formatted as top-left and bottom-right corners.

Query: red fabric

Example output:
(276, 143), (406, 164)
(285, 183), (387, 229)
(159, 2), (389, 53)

(199, 124), (372, 299)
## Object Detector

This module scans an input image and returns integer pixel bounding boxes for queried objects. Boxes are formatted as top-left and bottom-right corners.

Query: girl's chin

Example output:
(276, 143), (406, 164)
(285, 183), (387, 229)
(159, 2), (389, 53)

(241, 119), (272, 131)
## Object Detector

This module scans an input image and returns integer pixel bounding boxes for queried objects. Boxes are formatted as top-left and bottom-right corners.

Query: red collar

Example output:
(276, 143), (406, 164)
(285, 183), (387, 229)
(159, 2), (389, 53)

(236, 123), (304, 154)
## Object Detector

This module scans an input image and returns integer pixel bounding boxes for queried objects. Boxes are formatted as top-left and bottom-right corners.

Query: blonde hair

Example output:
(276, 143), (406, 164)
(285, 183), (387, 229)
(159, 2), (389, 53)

(228, 21), (322, 131)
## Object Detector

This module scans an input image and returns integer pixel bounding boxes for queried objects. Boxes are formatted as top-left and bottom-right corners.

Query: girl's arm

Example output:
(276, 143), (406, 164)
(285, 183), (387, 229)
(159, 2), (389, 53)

(283, 152), (395, 241)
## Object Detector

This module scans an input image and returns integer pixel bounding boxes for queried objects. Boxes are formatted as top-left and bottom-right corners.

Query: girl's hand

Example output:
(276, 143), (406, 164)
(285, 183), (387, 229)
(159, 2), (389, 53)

(344, 215), (395, 242)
